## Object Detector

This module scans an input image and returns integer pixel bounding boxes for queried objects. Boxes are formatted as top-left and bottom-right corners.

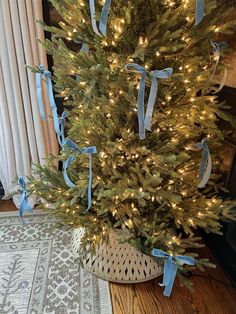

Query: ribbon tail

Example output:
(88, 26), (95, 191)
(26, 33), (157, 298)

(47, 78), (60, 135)
(198, 151), (212, 188)
(195, 0), (204, 26)
(89, 0), (102, 36)
(210, 55), (220, 80)
(36, 72), (47, 120)
(99, 0), (111, 36)
(19, 194), (33, 223)
(161, 258), (172, 287)
(63, 155), (77, 188)
(144, 79), (158, 131)
(138, 73), (146, 140)
(57, 112), (67, 148)
(163, 261), (177, 297)
(199, 149), (208, 178)
(212, 68), (228, 94)
(84, 154), (93, 213)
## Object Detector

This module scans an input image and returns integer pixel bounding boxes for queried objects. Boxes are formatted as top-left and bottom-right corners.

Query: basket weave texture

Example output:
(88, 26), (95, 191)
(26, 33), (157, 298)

(71, 228), (162, 283)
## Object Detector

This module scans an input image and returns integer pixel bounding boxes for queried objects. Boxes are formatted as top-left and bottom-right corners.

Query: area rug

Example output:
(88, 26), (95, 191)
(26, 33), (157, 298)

(0, 211), (112, 314)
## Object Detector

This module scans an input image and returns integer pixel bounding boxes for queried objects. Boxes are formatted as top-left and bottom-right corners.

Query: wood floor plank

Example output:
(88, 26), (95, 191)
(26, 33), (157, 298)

(0, 199), (17, 211)
(1, 200), (236, 313)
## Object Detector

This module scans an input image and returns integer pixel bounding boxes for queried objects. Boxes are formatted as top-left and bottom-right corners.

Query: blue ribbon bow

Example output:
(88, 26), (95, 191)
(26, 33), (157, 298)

(196, 138), (212, 188)
(210, 40), (228, 79)
(125, 63), (173, 140)
(18, 177), (33, 222)
(89, 0), (111, 36)
(195, 0), (204, 26)
(152, 249), (195, 297)
(63, 138), (97, 212)
(36, 65), (60, 136)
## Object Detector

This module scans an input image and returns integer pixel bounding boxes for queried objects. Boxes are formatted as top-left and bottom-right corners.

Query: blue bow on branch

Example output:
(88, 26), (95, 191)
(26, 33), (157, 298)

(152, 249), (195, 297)
(196, 138), (212, 188)
(195, 0), (204, 26)
(63, 138), (97, 212)
(36, 65), (60, 136)
(89, 0), (111, 36)
(125, 63), (173, 140)
(18, 177), (33, 222)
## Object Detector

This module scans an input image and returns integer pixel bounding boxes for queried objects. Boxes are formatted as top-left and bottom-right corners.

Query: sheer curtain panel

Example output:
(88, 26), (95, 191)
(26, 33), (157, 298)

(0, 0), (58, 199)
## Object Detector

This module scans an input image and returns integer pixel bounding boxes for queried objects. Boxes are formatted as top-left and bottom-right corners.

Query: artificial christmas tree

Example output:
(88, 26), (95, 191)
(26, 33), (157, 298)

(23, 0), (236, 296)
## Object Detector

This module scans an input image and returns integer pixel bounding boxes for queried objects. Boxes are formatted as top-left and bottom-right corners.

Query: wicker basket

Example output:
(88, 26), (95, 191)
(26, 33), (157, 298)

(71, 228), (162, 283)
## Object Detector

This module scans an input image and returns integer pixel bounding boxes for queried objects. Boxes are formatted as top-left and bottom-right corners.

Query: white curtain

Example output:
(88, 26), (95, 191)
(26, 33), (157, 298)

(0, 0), (58, 199)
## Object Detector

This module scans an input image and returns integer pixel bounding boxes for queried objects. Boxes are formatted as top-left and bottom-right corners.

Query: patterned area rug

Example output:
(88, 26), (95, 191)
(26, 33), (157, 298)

(0, 211), (112, 314)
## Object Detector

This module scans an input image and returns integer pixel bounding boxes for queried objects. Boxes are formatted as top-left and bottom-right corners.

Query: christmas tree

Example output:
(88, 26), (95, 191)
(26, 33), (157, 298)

(27, 0), (236, 295)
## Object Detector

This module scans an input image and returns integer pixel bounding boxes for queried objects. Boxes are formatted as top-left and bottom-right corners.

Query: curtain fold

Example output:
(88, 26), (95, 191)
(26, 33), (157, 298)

(0, 0), (58, 199)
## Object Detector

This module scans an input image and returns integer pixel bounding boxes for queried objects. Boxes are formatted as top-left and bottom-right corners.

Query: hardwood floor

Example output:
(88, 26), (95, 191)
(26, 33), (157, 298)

(110, 247), (236, 314)
(1, 200), (236, 314)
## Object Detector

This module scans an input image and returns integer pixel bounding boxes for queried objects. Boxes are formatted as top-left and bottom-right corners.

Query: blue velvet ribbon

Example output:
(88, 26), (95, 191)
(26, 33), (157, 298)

(36, 65), (60, 135)
(18, 177), (33, 222)
(89, 0), (111, 36)
(125, 63), (173, 140)
(195, 0), (204, 26)
(210, 40), (228, 79)
(81, 43), (90, 53)
(63, 138), (97, 212)
(57, 111), (68, 148)
(152, 249), (195, 297)
(196, 138), (212, 188)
